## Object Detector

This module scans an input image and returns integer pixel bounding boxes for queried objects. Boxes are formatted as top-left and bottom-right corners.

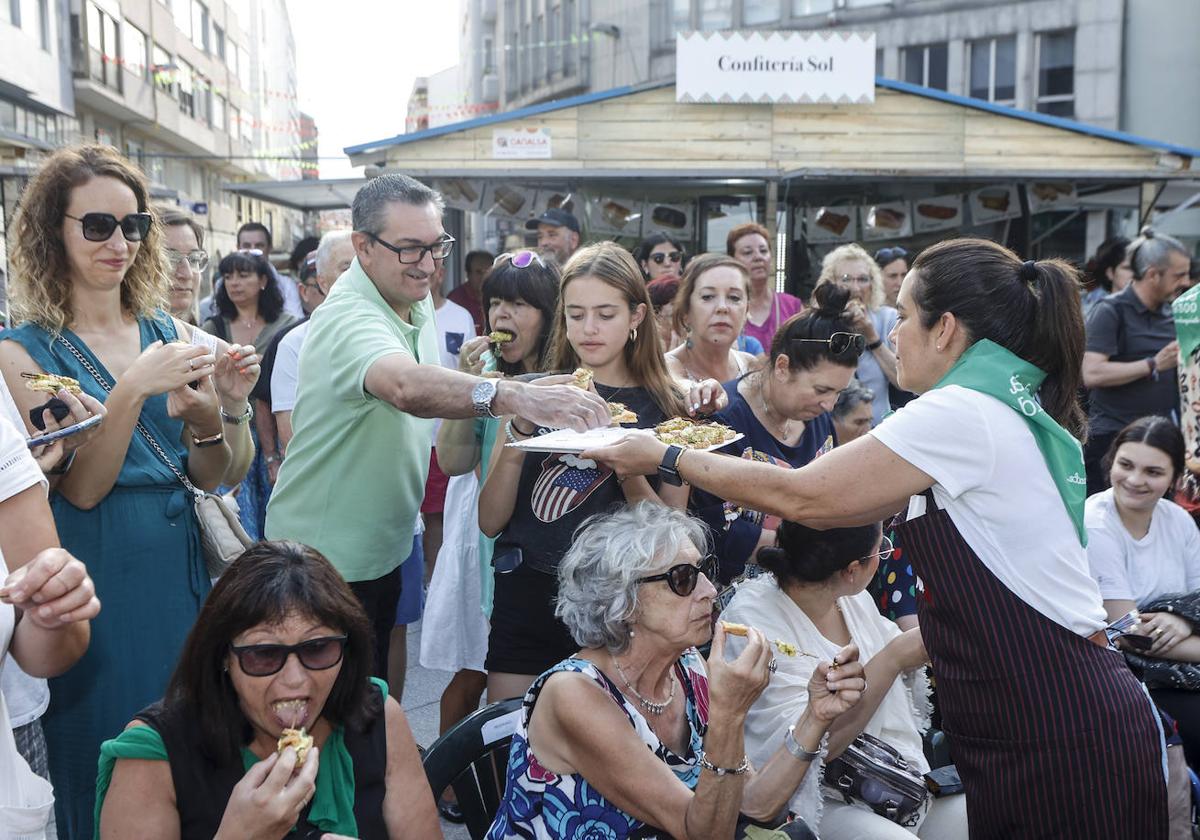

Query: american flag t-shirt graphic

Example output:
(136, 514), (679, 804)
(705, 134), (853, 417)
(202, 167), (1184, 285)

(530, 453), (612, 523)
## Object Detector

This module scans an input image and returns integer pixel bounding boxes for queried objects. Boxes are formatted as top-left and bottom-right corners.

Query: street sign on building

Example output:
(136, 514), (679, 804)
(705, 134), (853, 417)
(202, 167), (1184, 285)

(676, 31), (875, 105)
(191, 202), (209, 215)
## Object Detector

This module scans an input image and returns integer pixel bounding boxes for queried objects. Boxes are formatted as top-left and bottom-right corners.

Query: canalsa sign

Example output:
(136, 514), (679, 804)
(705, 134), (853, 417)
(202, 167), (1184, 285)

(676, 31), (875, 104)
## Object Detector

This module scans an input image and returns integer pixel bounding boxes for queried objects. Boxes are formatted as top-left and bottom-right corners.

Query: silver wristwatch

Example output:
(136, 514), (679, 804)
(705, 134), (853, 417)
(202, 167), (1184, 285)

(471, 378), (500, 418)
(785, 726), (828, 762)
(221, 402), (254, 425)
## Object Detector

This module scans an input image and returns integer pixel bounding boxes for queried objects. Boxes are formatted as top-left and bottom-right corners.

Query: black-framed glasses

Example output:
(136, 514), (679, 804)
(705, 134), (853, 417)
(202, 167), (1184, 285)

(860, 535), (894, 564)
(65, 212), (152, 242)
(875, 246), (908, 264)
(166, 249), (210, 272)
(794, 332), (866, 355)
(300, 279), (326, 297)
(363, 231), (455, 264)
(229, 635), (348, 677)
(649, 251), (683, 265)
(637, 555), (716, 597)
(493, 250), (545, 269)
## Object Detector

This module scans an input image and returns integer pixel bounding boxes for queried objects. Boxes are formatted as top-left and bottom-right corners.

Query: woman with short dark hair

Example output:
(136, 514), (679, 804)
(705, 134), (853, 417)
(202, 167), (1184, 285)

(97, 541), (441, 839)
(588, 237), (1169, 837)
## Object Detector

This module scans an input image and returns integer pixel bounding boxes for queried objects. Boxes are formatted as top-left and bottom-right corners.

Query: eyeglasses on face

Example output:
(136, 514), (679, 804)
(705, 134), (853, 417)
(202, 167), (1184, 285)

(229, 634), (348, 677)
(860, 535), (895, 564)
(300, 279), (326, 297)
(839, 273), (873, 287)
(794, 331), (866, 355)
(363, 232), (455, 264)
(636, 555), (717, 597)
(493, 250), (545, 269)
(65, 212), (153, 243)
(166, 249), (210, 272)
(875, 247), (908, 264)
(649, 251), (683, 265)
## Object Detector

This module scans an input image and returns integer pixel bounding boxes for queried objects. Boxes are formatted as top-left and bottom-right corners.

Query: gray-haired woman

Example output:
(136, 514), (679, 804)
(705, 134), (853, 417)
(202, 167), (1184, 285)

(486, 502), (867, 840)
(832, 380), (875, 446)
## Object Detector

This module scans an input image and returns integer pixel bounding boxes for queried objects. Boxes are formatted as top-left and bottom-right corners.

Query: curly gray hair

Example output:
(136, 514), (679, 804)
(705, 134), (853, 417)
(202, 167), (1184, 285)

(555, 502), (709, 655)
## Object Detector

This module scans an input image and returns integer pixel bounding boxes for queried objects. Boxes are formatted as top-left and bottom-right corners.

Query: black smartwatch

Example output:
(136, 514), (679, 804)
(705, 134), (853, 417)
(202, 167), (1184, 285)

(658, 444), (686, 486)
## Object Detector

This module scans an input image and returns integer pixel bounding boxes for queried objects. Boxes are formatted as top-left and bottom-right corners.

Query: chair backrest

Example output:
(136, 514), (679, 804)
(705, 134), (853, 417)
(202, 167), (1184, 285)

(422, 698), (523, 839)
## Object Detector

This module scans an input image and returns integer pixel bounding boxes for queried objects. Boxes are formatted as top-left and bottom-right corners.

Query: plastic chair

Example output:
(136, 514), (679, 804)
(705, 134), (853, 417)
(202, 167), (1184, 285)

(422, 698), (523, 839)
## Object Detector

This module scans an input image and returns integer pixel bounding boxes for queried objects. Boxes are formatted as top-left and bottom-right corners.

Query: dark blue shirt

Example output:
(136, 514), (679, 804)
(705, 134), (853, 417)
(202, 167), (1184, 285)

(693, 378), (836, 583)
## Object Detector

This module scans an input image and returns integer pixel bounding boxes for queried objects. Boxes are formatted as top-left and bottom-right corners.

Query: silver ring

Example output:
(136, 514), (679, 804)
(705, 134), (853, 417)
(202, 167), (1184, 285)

(768, 658), (778, 674)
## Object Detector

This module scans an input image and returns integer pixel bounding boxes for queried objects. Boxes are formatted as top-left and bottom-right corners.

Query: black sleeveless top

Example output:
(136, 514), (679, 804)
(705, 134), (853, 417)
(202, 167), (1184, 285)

(135, 685), (389, 840)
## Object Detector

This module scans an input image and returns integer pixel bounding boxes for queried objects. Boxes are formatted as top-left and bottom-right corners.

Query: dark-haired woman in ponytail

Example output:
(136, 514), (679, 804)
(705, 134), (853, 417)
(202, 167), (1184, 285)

(692, 284), (860, 583)
(587, 237), (1169, 837)
(721, 520), (967, 838)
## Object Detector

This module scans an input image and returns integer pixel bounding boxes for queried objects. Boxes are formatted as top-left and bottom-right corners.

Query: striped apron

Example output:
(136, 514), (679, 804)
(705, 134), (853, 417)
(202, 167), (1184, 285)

(895, 490), (1168, 839)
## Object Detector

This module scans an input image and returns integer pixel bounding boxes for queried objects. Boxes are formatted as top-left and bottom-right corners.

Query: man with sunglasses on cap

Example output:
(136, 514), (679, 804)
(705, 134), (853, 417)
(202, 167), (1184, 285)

(266, 175), (609, 684)
(526, 208), (581, 266)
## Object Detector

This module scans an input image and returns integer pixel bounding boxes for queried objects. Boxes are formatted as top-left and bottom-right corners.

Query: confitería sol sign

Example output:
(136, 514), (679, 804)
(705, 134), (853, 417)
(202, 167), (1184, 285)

(676, 31), (875, 104)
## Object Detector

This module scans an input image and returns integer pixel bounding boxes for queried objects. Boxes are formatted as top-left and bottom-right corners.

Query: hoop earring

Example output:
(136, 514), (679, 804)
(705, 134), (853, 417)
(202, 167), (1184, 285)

(630, 328), (637, 343)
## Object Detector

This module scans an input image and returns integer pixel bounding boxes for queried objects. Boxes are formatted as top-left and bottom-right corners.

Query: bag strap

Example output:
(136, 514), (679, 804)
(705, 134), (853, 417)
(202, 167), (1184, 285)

(54, 333), (202, 498)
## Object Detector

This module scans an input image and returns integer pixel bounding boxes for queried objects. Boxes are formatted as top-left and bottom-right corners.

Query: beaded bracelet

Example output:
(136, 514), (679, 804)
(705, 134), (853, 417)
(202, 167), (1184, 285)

(696, 750), (750, 776)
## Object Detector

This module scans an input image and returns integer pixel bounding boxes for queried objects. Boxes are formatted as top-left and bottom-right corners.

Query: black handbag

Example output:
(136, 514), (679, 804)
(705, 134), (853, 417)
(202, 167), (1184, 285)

(822, 733), (929, 827)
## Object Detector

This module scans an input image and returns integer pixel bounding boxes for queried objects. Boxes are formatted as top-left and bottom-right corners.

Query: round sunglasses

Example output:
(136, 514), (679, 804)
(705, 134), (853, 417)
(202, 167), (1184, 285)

(229, 634), (348, 677)
(636, 555), (717, 597)
(65, 212), (152, 243)
(649, 251), (683, 265)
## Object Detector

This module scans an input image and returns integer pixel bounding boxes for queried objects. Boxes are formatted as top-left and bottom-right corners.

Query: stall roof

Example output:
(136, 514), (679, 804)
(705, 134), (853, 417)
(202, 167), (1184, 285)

(344, 79), (1197, 182)
(219, 178), (368, 211)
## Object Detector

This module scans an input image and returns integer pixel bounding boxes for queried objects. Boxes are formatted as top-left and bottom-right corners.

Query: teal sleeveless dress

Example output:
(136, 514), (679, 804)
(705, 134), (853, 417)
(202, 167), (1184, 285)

(2, 312), (211, 840)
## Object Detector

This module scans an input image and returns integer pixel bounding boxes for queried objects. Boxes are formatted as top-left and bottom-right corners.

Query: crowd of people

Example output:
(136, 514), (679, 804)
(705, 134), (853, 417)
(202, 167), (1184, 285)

(0, 141), (1198, 840)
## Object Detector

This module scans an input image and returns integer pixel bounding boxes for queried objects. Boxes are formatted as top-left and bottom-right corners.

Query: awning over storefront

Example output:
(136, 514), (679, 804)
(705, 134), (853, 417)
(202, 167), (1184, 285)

(219, 178), (368, 211)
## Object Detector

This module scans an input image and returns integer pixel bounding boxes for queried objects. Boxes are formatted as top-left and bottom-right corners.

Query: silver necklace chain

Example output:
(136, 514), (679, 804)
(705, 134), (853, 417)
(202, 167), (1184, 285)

(756, 372), (791, 440)
(613, 658), (676, 716)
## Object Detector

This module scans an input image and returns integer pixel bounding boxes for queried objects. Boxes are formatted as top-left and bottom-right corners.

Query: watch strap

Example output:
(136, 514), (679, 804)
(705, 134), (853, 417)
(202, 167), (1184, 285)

(191, 430), (225, 448)
(866, 338), (883, 351)
(658, 444), (685, 486)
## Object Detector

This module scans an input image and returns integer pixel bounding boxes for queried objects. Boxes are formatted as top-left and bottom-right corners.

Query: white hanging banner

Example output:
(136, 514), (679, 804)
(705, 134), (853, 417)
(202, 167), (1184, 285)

(676, 31), (876, 104)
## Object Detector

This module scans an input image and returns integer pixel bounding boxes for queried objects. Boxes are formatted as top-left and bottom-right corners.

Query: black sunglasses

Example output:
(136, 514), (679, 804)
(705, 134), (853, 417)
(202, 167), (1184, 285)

(229, 635), (349, 677)
(875, 246), (908, 264)
(65, 212), (152, 242)
(637, 555), (716, 597)
(794, 331), (866, 355)
(649, 251), (683, 265)
(363, 231), (455, 264)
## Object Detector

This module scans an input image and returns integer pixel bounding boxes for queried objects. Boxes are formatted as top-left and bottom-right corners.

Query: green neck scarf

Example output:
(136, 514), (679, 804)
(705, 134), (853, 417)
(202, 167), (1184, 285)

(931, 339), (1088, 546)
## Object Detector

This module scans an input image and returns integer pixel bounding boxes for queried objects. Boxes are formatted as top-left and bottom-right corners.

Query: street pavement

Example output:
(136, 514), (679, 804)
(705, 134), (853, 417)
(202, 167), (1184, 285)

(401, 619), (475, 840)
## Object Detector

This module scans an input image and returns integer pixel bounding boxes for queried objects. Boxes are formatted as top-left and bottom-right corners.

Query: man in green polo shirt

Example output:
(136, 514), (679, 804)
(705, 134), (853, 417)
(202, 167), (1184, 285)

(266, 174), (609, 676)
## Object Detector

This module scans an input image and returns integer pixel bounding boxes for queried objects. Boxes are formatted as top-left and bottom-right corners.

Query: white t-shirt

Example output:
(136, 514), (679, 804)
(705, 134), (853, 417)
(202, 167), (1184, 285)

(433, 298), (476, 371)
(1085, 488), (1200, 606)
(0, 384), (50, 728)
(271, 320), (311, 413)
(870, 385), (1108, 635)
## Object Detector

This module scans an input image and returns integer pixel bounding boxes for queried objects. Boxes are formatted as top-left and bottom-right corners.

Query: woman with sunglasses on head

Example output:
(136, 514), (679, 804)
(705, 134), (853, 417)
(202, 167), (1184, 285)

(721, 519), (966, 839)
(665, 254), (760, 386)
(478, 242), (714, 703)
(0, 145), (261, 838)
(423, 250), (561, 822)
(202, 249), (296, 537)
(814, 243), (900, 427)
(487, 503), (867, 840)
(587, 238), (1170, 838)
(634, 231), (686, 283)
(96, 540), (441, 839)
(875, 247), (908, 309)
(691, 284), (860, 585)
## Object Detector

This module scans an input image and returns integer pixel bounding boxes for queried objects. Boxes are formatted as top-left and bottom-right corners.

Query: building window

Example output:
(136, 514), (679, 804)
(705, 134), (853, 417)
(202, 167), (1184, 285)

(214, 24), (225, 60)
(237, 44), (250, 89)
(1036, 29), (1075, 117)
(548, 5), (560, 76)
(9, 0), (20, 27)
(875, 48), (883, 77)
(698, 0), (731, 30)
(969, 36), (1016, 105)
(534, 14), (544, 81)
(178, 59), (194, 116)
(86, 2), (122, 92)
(482, 34), (494, 74)
(902, 42), (948, 91)
(194, 74), (209, 123)
(230, 104), (241, 140)
(505, 32), (517, 95)
(152, 44), (175, 95)
(563, 0), (576, 74)
(171, 0), (189, 35)
(521, 22), (531, 90)
(672, 0), (689, 30)
(126, 25), (148, 79)
(792, 0), (834, 15)
(37, 0), (49, 49)
(744, 0), (781, 25)
(213, 92), (226, 130)
(191, 1), (208, 52)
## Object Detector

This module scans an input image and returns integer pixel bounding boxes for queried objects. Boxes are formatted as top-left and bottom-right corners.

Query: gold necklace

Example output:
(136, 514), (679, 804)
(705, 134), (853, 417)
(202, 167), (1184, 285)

(756, 372), (791, 440)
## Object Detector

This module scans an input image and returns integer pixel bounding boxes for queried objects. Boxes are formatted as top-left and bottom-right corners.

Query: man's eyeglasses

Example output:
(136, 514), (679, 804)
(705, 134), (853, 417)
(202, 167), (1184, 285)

(65, 212), (152, 243)
(875, 247), (908, 265)
(363, 232), (455, 264)
(794, 332), (866, 355)
(649, 251), (683, 265)
(861, 535), (894, 564)
(839, 273), (873, 287)
(166, 249), (210, 272)
(637, 555), (716, 597)
(300, 279), (326, 298)
(229, 635), (349, 677)
(493, 250), (545, 269)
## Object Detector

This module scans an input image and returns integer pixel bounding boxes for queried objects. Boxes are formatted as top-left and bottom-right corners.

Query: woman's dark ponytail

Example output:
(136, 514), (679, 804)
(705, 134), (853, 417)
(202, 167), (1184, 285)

(1023, 258), (1087, 440)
